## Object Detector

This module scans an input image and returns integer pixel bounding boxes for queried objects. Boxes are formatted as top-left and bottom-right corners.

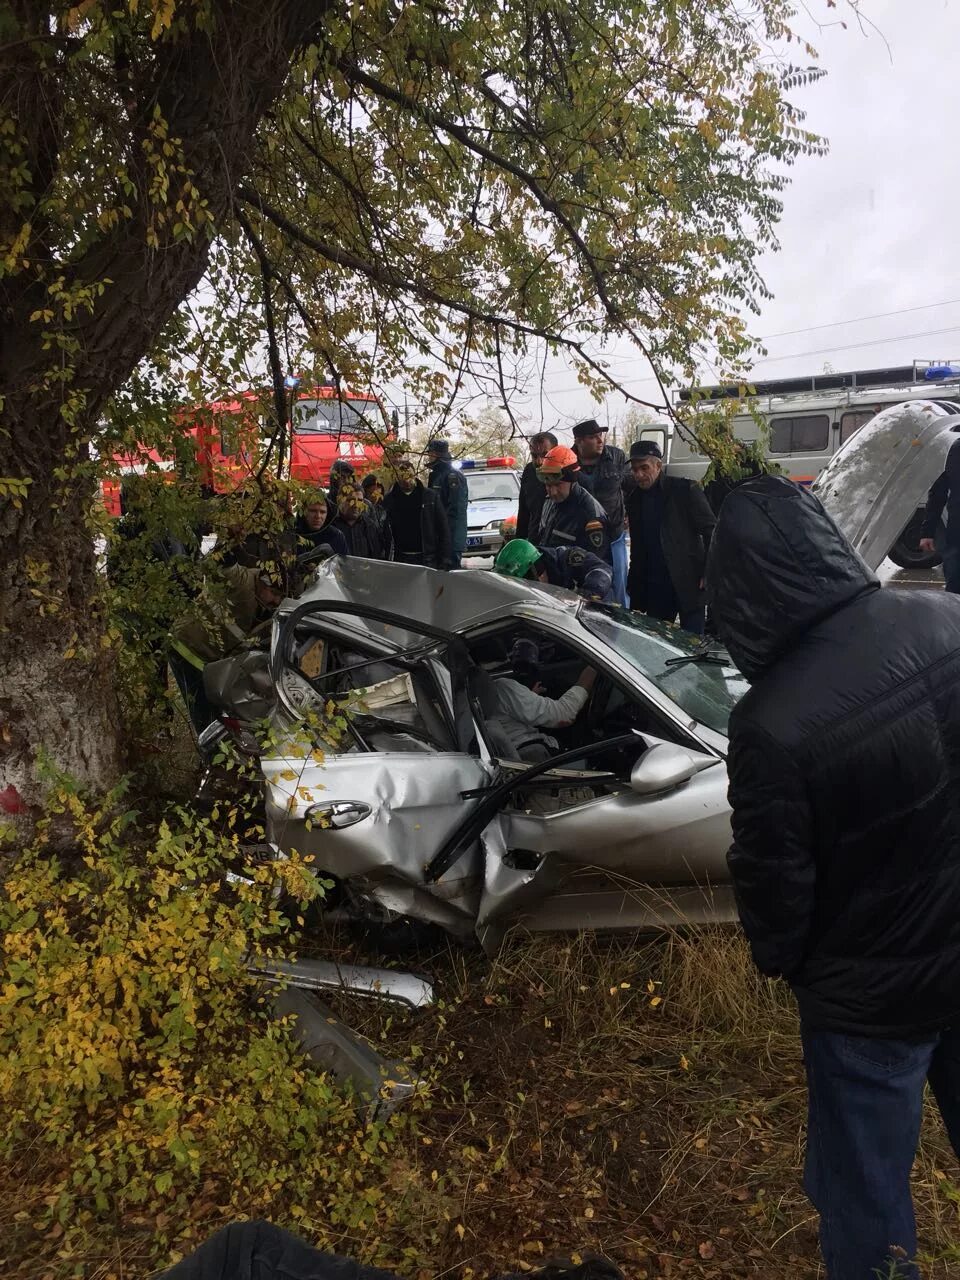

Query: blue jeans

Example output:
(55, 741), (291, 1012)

(802, 1025), (960, 1280)
(610, 533), (628, 607)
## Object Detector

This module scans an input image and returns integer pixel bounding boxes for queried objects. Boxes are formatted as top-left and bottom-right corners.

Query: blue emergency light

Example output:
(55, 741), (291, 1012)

(283, 374), (302, 389)
(924, 366), (960, 380)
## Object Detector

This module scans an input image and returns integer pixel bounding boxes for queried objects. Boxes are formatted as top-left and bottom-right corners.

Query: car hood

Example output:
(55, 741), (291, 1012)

(279, 556), (577, 650)
(707, 474), (878, 681)
(812, 399), (960, 569)
(467, 497), (517, 527)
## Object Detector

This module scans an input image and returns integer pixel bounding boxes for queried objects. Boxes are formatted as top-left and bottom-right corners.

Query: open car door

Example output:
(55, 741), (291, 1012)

(263, 599), (494, 935)
(813, 400), (960, 570)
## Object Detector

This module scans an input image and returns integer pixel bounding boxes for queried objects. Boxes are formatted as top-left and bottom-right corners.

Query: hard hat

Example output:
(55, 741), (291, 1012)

(537, 444), (580, 481)
(494, 539), (543, 579)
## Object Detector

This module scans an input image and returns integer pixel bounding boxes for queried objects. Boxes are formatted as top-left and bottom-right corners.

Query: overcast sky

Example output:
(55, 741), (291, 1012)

(515, 0), (960, 434)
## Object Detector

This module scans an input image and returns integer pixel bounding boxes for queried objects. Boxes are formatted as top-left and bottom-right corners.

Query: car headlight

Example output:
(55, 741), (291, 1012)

(484, 520), (502, 530)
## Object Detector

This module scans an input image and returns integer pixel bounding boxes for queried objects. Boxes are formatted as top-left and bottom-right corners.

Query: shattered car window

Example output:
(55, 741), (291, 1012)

(581, 606), (748, 735)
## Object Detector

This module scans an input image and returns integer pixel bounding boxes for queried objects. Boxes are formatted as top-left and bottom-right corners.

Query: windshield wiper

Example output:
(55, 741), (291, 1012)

(662, 641), (729, 671)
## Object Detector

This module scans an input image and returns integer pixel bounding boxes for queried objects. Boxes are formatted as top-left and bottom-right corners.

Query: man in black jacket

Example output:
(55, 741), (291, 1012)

(329, 481), (392, 559)
(919, 435), (960, 591)
(624, 441), (715, 634)
(707, 475), (960, 1280)
(425, 438), (467, 567)
(382, 460), (451, 568)
(572, 419), (629, 605)
(516, 431), (557, 541)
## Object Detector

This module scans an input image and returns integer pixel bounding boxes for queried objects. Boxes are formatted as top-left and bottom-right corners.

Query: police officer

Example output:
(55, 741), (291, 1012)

(536, 445), (610, 560)
(425, 438), (468, 568)
(571, 419), (628, 604)
(494, 538), (614, 602)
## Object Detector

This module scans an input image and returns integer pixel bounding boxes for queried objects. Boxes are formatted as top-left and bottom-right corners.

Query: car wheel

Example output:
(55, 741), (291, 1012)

(888, 510), (942, 570)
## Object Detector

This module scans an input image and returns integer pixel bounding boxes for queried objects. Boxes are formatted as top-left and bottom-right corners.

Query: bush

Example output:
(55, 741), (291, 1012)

(0, 783), (433, 1271)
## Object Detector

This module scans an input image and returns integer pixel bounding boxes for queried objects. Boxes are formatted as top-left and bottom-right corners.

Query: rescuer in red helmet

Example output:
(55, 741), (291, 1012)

(536, 444), (610, 560)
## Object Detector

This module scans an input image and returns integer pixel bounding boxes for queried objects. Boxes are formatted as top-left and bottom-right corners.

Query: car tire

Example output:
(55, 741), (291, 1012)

(888, 509), (942, 570)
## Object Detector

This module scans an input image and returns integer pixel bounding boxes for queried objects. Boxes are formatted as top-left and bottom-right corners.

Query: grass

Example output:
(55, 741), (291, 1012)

(3, 914), (959, 1278)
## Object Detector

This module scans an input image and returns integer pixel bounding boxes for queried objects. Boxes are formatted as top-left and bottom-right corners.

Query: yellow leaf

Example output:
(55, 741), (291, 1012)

(649, 995), (662, 1008)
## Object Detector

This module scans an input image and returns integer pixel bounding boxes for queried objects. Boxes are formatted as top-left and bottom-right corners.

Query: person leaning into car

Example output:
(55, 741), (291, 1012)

(490, 638), (596, 762)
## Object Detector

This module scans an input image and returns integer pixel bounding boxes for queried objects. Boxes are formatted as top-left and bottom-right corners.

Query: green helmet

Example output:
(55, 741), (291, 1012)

(495, 539), (542, 579)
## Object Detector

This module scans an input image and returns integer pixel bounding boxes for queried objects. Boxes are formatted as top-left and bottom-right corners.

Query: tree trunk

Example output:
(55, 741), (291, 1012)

(0, 1), (325, 812)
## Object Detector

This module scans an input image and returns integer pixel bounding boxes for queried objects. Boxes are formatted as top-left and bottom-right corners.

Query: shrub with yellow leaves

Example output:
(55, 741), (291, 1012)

(0, 779), (429, 1269)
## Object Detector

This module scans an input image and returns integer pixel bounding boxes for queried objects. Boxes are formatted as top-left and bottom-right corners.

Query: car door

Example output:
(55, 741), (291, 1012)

(813, 399), (960, 569)
(264, 600), (493, 930)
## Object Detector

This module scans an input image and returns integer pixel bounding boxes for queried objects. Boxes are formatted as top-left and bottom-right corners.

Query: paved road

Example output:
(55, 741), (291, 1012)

(879, 560), (945, 592)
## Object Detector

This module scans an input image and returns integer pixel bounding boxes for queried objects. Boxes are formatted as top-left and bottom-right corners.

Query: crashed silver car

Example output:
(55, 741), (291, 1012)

(217, 559), (749, 948)
(813, 398), (960, 571)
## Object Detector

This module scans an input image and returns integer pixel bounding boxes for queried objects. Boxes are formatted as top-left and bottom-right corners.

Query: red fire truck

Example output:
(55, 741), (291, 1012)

(102, 385), (389, 516)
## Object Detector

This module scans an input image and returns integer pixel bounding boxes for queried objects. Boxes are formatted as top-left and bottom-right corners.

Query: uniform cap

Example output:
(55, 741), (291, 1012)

(426, 438), (451, 456)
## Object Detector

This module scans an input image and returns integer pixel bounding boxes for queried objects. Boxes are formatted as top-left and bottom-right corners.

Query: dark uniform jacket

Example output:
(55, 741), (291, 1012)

(574, 445), (627, 540)
(537, 546), (614, 601)
(382, 481), (451, 569)
(538, 483), (610, 560)
(625, 475), (715, 614)
(427, 458), (468, 561)
(922, 437), (960, 545)
(709, 476), (960, 1037)
(516, 460), (546, 541)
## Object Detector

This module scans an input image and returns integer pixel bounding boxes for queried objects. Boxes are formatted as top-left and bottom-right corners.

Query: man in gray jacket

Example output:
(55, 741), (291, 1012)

(624, 440), (716, 634)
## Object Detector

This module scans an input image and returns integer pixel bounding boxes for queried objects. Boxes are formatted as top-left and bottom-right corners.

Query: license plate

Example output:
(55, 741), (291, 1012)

(466, 536), (484, 548)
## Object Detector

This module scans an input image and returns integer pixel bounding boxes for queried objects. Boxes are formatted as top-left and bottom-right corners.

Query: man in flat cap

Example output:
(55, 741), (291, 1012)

(624, 440), (715, 634)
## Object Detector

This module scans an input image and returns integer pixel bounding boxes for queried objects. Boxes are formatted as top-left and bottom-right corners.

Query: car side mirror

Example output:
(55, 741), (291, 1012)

(629, 743), (705, 796)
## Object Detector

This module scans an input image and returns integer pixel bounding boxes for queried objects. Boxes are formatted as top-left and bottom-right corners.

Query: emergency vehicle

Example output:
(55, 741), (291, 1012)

(102, 384), (389, 516)
(667, 361), (960, 567)
(460, 456), (521, 557)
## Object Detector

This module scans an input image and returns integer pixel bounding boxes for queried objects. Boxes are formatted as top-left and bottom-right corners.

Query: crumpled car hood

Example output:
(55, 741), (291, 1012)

(813, 399), (960, 569)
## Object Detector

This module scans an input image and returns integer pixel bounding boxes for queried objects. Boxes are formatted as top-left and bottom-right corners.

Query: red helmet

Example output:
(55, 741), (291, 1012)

(538, 444), (580, 481)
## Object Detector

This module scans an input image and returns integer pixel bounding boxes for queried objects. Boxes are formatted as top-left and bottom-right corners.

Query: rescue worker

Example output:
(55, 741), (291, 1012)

(489, 638), (596, 762)
(919, 435), (960, 592)
(571, 419), (629, 605)
(425, 438), (468, 568)
(515, 431), (557, 541)
(294, 492), (347, 557)
(624, 440), (715, 635)
(494, 538), (614, 602)
(329, 480), (392, 559)
(360, 473), (395, 559)
(536, 445), (610, 560)
(169, 561), (287, 734)
(382, 460), (451, 568)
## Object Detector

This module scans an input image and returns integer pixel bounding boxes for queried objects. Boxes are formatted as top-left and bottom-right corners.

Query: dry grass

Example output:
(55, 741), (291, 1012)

(328, 925), (960, 1279)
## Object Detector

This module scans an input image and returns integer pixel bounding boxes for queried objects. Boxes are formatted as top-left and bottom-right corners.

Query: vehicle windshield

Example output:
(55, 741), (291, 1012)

(466, 470), (520, 502)
(292, 397), (376, 433)
(581, 605), (749, 736)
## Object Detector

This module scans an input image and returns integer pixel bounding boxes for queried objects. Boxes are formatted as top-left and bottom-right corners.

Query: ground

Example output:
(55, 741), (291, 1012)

(3, 563), (958, 1278)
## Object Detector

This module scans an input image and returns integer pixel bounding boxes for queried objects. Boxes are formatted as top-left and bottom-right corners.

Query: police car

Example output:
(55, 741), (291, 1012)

(460, 456), (521, 557)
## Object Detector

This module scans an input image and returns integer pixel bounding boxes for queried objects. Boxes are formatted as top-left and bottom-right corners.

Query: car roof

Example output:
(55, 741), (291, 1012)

(282, 557), (579, 648)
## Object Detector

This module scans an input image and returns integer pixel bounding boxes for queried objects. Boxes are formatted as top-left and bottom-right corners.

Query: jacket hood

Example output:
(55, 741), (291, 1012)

(706, 475), (878, 681)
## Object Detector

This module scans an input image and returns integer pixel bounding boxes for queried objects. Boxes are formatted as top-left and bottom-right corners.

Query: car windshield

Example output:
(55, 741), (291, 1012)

(581, 605), (749, 736)
(466, 470), (520, 502)
(292, 398), (376, 433)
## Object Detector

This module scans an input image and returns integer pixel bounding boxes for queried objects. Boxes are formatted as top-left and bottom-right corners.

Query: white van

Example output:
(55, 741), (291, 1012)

(666, 362), (960, 567)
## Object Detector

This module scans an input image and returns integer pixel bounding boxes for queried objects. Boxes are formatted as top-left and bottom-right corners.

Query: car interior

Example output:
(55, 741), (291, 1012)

(275, 611), (701, 814)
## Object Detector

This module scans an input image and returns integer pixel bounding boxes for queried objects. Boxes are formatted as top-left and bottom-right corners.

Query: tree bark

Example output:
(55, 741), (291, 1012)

(0, 2), (324, 814)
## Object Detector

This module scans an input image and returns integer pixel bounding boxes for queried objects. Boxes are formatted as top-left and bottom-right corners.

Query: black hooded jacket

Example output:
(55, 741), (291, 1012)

(708, 475), (960, 1036)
